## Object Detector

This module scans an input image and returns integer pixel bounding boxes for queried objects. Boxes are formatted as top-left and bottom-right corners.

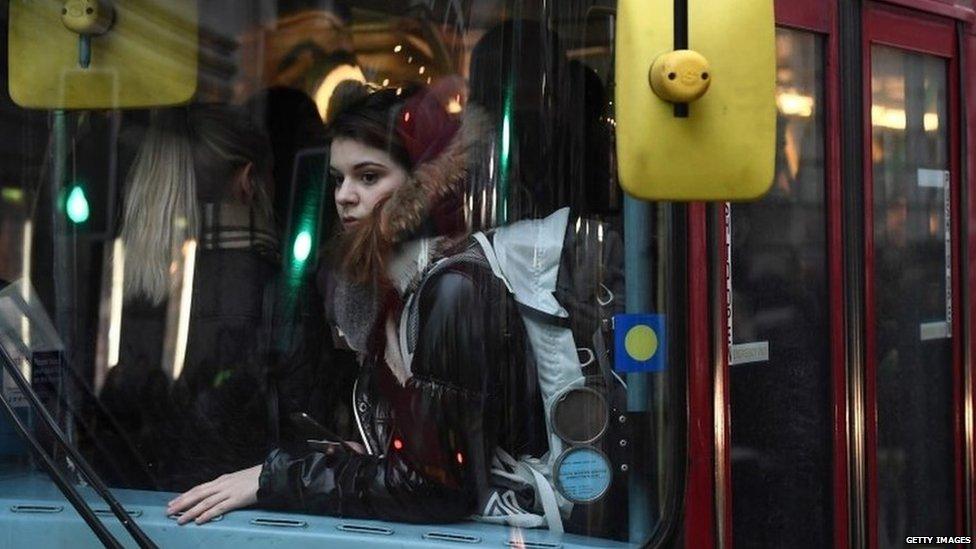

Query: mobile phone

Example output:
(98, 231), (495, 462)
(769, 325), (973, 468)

(305, 440), (344, 454)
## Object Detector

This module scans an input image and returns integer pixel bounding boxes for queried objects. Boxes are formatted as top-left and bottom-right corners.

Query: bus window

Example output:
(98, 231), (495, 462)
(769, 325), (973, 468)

(0, 1), (685, 547)
(728, 28), (832, 548)
(871, 45), (953, 545)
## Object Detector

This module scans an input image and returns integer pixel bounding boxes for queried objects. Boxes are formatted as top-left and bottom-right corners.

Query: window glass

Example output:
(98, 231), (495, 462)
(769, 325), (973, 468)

(728, 28), (832, 548)
(871, 45), (953, 545)
(0, 75), (53, 481)
(0, 1), (684, 546)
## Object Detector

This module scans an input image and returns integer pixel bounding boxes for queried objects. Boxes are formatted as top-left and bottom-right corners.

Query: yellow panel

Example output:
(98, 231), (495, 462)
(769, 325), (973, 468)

(9, 0), (197, 109)
(615, 0), (776, 201)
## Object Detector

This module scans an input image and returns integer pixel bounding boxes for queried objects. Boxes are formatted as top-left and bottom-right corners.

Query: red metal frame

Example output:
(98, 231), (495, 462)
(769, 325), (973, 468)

(966, 23), (976, 539)
(775, 0), (831, 32)
(686, 203), (715, 548)
(823, 6), (850, 548)
(715, 204), (731, 549)
(878, 0), (976, 23)
(712, 201), (734, 547)
(950, 32), (965, 544)
(861, 4), (963, 547)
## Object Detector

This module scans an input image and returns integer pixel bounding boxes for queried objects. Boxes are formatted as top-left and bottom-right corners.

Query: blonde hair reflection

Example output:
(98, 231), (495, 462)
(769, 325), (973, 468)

(119, 106), (274, 305)
(120, 115), (198, 305)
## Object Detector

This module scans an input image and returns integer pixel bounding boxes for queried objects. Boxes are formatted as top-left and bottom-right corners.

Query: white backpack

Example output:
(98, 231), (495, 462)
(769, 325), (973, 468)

(399, 208), (626, 533)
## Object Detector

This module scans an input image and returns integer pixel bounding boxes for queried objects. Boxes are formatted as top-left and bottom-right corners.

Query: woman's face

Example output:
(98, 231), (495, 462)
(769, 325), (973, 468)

(330, 138), (409, 231)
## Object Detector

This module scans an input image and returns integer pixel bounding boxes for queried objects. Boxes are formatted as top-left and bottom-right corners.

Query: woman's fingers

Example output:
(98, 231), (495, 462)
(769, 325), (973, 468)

(166, 465), (262, 525)
(194, 499), (238, 525)
(177, 492), (229, 525)
(167, 480), (219, 515)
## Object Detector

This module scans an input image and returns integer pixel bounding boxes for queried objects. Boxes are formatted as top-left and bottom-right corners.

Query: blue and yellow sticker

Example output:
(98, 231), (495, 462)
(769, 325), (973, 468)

(614, 314), (667, 373)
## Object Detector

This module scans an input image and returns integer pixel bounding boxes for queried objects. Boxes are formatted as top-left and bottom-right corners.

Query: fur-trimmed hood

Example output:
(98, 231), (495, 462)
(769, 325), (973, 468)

(379, 105), (493, 245)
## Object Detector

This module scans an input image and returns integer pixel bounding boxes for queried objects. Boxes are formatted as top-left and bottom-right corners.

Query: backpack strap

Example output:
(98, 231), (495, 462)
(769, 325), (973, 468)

(401, 242), (491, 358)
(472, 232), (514, 293)
(473, 232), (570, 328)
(491, 449), (565, 533)
(526, 462), (565, 533)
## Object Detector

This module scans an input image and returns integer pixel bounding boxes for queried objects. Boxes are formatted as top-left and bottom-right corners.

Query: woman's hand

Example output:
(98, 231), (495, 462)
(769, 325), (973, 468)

(166, 464), (262, 525)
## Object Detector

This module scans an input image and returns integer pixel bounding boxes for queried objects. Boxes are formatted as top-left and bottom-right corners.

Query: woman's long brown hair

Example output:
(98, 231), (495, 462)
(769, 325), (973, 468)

(335, 195), (395, 285)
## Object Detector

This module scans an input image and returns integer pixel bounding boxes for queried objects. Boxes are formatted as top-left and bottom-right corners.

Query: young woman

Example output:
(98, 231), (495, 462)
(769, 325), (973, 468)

(167, 86), (547, 525)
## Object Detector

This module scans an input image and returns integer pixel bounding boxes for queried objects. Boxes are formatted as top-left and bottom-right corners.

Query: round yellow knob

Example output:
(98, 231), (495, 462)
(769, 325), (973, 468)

(648, 50), (711, 104)
(61, 0), (114, 36)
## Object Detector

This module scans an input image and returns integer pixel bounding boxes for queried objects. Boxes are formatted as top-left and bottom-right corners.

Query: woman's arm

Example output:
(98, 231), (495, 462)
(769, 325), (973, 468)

(169, 268), (502, 524)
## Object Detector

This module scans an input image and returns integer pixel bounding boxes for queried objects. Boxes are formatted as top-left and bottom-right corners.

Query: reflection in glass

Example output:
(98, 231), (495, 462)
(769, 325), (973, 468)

(729, 28), (831, 548)
(0, 1), (681, 546)
(871, 45), (953, 545)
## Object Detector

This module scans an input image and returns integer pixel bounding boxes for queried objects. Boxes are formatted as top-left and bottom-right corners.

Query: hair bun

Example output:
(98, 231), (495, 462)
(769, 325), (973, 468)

(325, 79), (371, 123)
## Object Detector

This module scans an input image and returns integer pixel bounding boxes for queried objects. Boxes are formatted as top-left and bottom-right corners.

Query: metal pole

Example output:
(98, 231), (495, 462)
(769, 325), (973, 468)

(625, 195), (654, 542)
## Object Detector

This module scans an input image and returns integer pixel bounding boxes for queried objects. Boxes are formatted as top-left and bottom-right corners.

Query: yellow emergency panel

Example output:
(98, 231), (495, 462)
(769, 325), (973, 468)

(615, 0), (776, 201)
(9, 0), (198, 109)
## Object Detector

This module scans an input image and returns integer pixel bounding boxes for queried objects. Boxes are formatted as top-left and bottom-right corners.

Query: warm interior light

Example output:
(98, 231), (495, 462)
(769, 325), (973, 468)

(776, 91), (814, 117)
(107, 238), (125, 369)
(313, 64), (366, 121)
(871, 105), (906, 130)
(871, 106), (940, 131)
(171, 239), (197, 381)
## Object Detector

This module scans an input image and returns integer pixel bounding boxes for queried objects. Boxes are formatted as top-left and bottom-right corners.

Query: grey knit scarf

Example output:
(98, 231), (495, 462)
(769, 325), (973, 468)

(331, 238), (441, 354)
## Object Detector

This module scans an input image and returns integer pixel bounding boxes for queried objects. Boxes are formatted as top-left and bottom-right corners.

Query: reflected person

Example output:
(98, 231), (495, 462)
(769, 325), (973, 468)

(97, 105), (279, 491)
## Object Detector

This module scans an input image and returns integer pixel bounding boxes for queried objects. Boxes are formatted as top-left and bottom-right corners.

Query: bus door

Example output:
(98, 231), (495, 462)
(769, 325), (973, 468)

(725, 17), (836, 549)
(862, 5), (963, 547)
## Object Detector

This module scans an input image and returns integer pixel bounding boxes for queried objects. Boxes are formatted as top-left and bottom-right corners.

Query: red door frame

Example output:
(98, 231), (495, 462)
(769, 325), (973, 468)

(716, 2), (847, 548)
(686, 202), (715, 549)
(967, 21), (976, 541)
(861, 4), (964, 548)
(882, 0), (976, 23)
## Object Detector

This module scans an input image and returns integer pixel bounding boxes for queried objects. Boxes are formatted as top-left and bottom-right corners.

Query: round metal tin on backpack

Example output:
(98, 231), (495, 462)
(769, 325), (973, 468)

(550, 386), (609, 445)
(553, 446), (612, 504)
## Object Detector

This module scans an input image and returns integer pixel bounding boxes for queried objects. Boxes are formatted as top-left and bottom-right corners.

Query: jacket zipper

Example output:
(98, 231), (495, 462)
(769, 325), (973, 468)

(352, 377), (374, 455)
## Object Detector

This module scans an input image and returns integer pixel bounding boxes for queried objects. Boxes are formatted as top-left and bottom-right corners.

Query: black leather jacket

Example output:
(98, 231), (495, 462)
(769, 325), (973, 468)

(257, 260), (547, 523)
